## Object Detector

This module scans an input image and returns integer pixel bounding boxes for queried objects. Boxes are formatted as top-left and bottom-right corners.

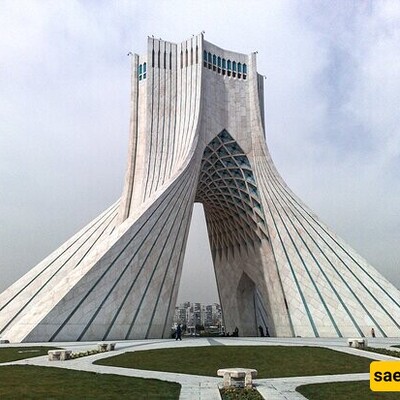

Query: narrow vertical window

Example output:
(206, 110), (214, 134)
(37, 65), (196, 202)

(170, 52), (172, 69)
(203, 50), (207, 61)
(212, 54), (216, 65)
(208, 52), (212, 63)
(143, 62), (147, 73)
(238, 62), (242, 73)
(196, 45), (199, 64)
(139, 64), (142, 75)
(185, 49), (188, 67)
(243, 63), (247, 74)
(180, 50), (183, 69)
(164, 51), (166, 69)
(152, 49), (155, 68)
(190, 47), (193, 65)
(232, 61), (236, 71)
(222, 58), (226, 75)
(157, 50), (160, 68)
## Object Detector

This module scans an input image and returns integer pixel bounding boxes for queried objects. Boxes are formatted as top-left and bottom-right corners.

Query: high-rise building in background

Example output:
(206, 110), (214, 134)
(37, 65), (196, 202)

(0, 34), (399, 342)
(174, 302), (223, 332)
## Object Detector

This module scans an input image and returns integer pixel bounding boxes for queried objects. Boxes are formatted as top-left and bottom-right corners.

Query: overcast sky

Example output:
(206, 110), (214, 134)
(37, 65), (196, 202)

(1, 1), (399, 305)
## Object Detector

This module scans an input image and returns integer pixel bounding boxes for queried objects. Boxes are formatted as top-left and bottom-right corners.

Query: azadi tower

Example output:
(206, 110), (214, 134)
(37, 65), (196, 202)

(1, 34), (399, 342)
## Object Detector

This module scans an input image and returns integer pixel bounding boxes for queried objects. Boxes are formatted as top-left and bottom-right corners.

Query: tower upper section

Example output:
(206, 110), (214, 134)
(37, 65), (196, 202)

(118, 34), (266, 222)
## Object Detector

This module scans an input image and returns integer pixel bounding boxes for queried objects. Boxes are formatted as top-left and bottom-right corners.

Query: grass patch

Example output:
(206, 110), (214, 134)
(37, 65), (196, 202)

(220, 387), (263, 400)
(95, 346), (373, 378)
(363, 347), (400, 359)
(0, 365), (180, 399)
(297, 380), (399, 399)
(0, 347), (59, 363)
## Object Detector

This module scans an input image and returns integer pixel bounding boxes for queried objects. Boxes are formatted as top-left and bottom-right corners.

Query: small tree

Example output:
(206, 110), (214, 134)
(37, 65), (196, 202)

(195, 324), (204, 332)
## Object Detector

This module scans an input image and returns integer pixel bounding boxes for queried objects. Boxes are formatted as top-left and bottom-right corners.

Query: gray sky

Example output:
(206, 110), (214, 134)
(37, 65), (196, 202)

(1, 1), (399, 305)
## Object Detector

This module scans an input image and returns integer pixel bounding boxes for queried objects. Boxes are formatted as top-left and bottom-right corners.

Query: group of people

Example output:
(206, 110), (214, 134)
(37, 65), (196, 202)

(258, 325), (270, 337)
(223, 326), (239, 337)
(175, 324), (377, 340)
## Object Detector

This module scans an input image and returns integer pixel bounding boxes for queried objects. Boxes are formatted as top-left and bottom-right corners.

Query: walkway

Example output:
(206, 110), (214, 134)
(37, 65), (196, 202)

(2, 337), (400, 399)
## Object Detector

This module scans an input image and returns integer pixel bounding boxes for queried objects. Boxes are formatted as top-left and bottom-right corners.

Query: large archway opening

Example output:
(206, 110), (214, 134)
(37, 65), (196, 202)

(174, 130), (272, 337)
(175, 203), (223, 335)
(177, 203), (219, 305)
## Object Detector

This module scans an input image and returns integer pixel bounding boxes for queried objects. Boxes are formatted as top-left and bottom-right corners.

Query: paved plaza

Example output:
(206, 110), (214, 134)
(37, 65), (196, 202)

(2, 337), (400, 399)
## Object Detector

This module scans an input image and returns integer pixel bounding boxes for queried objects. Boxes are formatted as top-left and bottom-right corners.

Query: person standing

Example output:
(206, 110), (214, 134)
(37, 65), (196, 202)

(258, 325), (265, 337)
(371, 327), (376, 338)
(175, 324), (182, 341)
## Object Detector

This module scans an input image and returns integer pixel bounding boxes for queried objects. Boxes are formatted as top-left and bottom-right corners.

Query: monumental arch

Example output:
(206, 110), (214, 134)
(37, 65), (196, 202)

(1, 34), (400, 342)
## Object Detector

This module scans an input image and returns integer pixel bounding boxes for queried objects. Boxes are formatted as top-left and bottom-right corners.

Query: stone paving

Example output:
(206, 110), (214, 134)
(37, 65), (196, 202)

(1, 337), (400, 399)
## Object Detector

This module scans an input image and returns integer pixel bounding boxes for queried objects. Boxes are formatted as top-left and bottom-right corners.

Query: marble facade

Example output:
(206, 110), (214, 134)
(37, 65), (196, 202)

(0, 34), (399, 342)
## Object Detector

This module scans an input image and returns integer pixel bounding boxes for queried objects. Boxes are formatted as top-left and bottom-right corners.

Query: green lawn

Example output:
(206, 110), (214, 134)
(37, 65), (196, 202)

(0, 346), (59, 363)
(0, 365), (180, 400)
(297, 380), (400, 400)
(95, 346), (373, 378)
(364, 347), (400, 359)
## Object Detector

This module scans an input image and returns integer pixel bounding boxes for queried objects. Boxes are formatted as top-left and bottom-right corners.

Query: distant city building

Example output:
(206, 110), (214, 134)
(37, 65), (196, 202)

(174, 302), (223, 331)
(205, 303), (222, 327)
(175, 305), (187, 326)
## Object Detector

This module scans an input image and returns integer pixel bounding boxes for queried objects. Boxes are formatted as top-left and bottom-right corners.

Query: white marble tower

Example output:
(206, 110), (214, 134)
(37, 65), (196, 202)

(1, 34), (399, 342)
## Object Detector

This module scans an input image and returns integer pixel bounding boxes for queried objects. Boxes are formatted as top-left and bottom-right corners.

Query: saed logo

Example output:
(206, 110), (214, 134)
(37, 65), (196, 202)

(370, 361), (400, 392)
